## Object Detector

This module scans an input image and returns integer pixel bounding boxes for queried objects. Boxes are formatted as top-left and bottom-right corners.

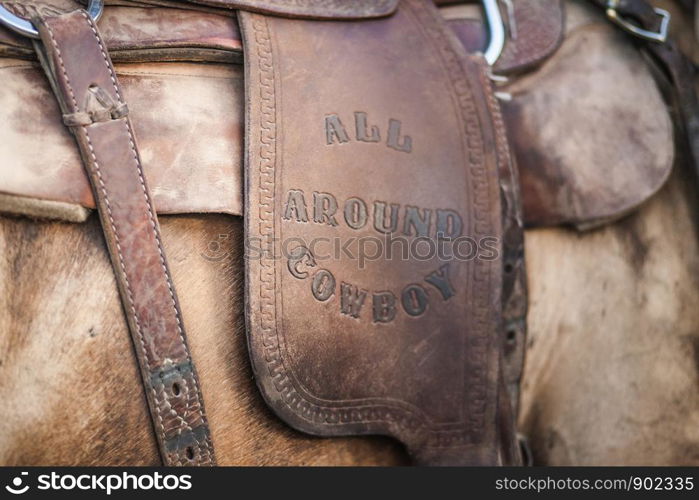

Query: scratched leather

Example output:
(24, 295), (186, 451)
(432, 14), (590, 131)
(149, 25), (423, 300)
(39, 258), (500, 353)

(499, 1), (674, 228)
(241, 0), (518, 465)
(445, 0), (673, 228)
(35, 11), (215, 465)
(0, 59), (243, 216)
(37, 9), (190, 371)
(152, 368), (213, 465)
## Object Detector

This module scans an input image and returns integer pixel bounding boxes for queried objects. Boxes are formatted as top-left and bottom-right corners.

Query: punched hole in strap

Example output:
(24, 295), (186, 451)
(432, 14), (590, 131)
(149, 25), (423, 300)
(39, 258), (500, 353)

(62, 84), (128, 127)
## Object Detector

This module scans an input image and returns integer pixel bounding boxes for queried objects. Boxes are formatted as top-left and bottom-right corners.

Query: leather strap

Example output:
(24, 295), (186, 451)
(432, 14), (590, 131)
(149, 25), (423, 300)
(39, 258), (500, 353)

(651, 39), (699, 181)
(33, 10), (215, 466)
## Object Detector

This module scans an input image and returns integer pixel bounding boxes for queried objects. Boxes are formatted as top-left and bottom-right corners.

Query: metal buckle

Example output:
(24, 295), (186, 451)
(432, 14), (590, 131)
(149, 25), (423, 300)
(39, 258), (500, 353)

(483, 0), (505, 66)
(0, 0), (103, 39)
(606, 0), (670, 43)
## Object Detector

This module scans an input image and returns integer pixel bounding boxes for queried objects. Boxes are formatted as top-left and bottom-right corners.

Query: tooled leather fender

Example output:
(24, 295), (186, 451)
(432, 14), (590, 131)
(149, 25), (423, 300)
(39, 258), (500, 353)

(240, 0), (520, 465)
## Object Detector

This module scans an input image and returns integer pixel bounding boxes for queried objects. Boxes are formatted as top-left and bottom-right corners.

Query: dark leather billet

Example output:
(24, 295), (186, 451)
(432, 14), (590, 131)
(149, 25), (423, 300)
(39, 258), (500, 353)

(33, 10), (215, 465)
(240, 0), (518, 465)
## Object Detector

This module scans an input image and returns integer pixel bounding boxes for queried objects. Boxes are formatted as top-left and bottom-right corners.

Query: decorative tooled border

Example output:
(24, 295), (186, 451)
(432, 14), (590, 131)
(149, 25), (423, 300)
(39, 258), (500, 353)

(408, 0), (498, 446)
(248, 0), (498, 450)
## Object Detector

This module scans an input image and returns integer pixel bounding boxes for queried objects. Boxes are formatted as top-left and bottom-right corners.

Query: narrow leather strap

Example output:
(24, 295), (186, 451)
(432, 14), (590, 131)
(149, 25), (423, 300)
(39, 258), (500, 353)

(33, 10), (215, 466)
(649, 40), (699, 181)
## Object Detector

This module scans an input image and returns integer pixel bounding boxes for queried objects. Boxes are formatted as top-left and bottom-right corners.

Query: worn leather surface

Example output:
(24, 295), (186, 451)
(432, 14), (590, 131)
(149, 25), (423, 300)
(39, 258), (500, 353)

(586, 1), (699, 183)
(495, 94), (527, 417)
(240, 0), (519, 465)
(498, 0), (674, 228)
(0, 2), (245, 220)
(445, 0), (673, 228)
(34, 10), (215, 465)
(0, 59), (243, 218)
(492, 0), (564, 74)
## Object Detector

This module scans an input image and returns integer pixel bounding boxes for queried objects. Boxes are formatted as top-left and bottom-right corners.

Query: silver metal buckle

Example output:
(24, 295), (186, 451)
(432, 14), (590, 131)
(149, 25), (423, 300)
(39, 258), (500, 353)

(0, 0), (103, 39)
(606, 0), (670, 43)
(483, 0), (505, 66)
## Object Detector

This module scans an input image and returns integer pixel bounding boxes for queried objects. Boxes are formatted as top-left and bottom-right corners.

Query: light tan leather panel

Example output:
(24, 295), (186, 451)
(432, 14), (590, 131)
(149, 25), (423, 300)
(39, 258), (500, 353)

(0, 60), (243, 217)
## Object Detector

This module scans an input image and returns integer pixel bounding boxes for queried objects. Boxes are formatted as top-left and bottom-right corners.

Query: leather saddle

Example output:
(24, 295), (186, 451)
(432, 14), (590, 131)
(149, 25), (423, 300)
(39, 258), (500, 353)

(0, 0), (694, 465)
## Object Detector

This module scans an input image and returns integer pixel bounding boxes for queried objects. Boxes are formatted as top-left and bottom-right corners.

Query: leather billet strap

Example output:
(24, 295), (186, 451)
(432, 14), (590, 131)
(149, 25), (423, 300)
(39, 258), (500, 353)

(32, 10), (215, 466)
(240, 0), (520, 465)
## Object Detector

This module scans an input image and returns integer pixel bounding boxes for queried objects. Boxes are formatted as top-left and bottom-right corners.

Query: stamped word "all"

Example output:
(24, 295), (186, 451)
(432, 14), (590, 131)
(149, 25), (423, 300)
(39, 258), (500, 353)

(325, 112), (412, 153)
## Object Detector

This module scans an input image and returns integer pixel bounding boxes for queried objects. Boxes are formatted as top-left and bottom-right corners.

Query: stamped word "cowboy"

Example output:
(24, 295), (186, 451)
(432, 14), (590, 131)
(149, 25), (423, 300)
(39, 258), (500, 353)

(287, 245), (454, 323)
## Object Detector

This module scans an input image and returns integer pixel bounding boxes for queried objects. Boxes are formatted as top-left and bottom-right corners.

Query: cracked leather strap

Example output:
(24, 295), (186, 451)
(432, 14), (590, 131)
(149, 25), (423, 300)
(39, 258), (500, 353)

(240, 0), (520, 465)
(32, 10), (215, 466)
